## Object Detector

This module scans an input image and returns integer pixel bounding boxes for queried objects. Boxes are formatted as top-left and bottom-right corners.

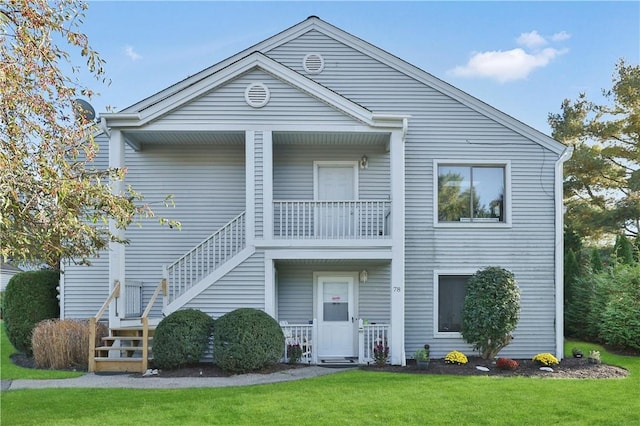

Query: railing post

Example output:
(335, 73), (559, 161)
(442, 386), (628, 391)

(88, 317), (97, 372)
(141, 316), (149, 372)
(358, 319), (365, 365)
(311, 319), (318, 365)
(161, 266), (169, 311)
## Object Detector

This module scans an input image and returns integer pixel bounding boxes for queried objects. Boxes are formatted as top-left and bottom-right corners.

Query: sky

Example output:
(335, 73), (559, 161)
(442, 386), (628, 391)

(79, 1), (640, 136)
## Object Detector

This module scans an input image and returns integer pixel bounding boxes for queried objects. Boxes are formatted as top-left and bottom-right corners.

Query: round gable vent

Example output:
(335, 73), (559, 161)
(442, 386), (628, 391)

(245, 82), (270, 108)
(303, 53), (325, 74)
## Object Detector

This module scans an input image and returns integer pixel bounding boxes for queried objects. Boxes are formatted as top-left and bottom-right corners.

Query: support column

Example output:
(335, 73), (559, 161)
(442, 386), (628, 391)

(245, 131), (255, 245)
(108, 129), (126, 327)
(390, 128), (406, 365)
(262, 131), (273, 240)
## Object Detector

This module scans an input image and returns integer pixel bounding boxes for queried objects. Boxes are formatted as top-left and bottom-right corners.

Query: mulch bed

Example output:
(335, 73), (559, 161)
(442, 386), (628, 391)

(10, 353), (629, 379)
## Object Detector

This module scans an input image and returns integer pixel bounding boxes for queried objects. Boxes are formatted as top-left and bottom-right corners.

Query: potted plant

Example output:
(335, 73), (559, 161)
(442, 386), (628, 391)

(588, 350), (601, 364)
(414, 344), (430, 369)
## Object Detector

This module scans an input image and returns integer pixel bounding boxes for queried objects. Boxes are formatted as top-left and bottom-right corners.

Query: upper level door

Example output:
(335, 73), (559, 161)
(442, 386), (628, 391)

(314, 162), (358, 237)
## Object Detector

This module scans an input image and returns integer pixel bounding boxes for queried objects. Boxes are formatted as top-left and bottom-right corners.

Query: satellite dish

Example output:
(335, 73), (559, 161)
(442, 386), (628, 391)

(72, 98), (96, 122)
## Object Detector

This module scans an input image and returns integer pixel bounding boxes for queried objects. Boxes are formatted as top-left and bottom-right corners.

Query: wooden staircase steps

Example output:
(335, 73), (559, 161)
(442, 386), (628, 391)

(91, 326), (155, 373)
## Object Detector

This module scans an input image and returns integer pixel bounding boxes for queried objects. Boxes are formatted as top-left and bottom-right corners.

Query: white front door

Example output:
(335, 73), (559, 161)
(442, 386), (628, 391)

(315, 163), (357, 237)
(317, 275), (356, 358)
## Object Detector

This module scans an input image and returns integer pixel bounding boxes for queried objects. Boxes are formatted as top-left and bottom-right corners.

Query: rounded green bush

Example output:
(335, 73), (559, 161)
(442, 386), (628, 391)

(152, 309), (214, 369)
(213, 308), (284, 374)
(461, 267), (520, 360)
(3, 270), (60, 355)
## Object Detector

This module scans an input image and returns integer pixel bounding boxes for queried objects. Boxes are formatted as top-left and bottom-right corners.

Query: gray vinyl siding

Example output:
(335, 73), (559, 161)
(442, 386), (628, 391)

(254, 131), (264, 238)
(183, 251), (265, 319)
(273, 144), (389, 200)
(124, 142), (246, 316)
(61, 132), (111, 319)
(160, 69), (363, 127)
(268, 30), (560, 358)
(276, 263), (390, 324)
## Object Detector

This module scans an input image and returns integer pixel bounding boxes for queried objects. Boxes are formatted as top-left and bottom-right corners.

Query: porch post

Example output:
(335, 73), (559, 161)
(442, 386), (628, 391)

(245, 131), (255, 245)
(390, 128), (406, 365)
(262, 131), (273, 240)
(264, 252), (276, 317)
(108, 129), (126, 326)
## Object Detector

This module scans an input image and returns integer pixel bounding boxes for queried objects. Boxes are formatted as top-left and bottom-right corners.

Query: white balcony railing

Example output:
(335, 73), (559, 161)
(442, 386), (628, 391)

(359, 321), (390, 364)
(273, 200), (391, 239)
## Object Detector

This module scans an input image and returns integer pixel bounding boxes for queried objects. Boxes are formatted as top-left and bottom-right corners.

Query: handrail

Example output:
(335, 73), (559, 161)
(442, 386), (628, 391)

(166, 211), (246, 270)
(165, 211), (246, 303)
(142, 278), (167, 319)
(88, 280), (121, 372)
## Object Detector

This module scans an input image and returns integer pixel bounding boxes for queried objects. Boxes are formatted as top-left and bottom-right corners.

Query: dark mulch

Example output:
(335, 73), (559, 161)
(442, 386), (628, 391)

(10, 354), (629, 379)
(363, 357), (629, 379)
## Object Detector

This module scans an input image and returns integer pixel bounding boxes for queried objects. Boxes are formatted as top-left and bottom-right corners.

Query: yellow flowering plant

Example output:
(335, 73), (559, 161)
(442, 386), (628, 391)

(444, 350), (468, 365)
(532, 353), (559, 367)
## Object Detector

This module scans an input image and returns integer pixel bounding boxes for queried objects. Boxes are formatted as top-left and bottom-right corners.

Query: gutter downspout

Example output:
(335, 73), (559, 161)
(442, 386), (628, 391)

(554, 145), (573, 360)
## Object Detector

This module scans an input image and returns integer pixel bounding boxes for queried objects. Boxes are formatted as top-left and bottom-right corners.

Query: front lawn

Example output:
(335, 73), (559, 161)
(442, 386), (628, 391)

(1, 340), (638, 425)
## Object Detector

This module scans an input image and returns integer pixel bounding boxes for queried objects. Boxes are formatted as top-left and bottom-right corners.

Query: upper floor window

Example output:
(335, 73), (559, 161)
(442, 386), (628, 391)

(435, 162), (510, 225)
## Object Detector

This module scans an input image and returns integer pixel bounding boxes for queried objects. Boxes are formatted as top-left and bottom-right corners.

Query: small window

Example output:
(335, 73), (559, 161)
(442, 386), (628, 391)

(437, 164), (507, 224)
(436, 274), (471, 334)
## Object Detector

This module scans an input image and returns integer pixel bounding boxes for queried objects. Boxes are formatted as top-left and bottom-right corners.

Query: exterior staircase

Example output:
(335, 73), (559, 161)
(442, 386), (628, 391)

(90, 326), (154, 373)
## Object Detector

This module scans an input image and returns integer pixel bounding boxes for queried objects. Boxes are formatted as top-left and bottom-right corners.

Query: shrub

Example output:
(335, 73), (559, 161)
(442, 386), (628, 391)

(3, 270), (60, 355)
(213, 308), (284, 374)
(461, 267), (520, 359)
(152, 309), (214, 369)
(32, 319), (107, 370)
(599, 263), (640, 351)
(532, 353), (559, 367)
(444, 350), (468, 365)
(287, 343), (303, 364)
(496, 357), (519, 370)
(372, 339), (390, 367)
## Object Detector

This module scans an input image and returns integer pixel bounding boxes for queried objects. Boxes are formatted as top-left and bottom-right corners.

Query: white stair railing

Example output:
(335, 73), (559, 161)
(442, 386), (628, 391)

(164, 212), (246, 304)
(273, 200), (391, 239)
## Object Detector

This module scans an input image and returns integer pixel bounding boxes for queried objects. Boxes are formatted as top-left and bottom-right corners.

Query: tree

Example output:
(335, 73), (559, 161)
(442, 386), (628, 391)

(461, 267), (520, 359)
(549, 59), (640, 241)
(0, 1), (177, 268)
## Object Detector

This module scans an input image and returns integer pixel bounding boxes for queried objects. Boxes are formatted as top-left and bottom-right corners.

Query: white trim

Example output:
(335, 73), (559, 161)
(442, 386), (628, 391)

(313, 161), (359, 201)
(58, 263), (65, 319)
(433, 159), (512, 228)
(264, 257), (276, 317)
(265, 249), (392, 261)
(108, 129), (126, 327)
(245, 131), (255, 245)
(554, 146), (573, 359)
(432, 269), (478, 339)
(389, 128), (405, 365)
(263, 131), (273, 239)
(258, 239), (392, 249)
(121, 123), (400, 133)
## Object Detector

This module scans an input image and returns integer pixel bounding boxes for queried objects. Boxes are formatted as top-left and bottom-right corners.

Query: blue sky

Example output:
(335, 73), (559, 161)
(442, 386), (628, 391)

(81, 1), (639, 136)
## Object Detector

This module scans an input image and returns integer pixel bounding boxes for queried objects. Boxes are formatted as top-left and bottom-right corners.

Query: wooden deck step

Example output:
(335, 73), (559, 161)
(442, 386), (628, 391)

(93, 358), (146, 373)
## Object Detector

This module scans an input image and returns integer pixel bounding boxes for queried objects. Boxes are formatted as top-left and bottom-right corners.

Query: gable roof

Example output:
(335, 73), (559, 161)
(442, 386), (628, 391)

(115, 16), (565, 154)
(102, 51), (407, 131)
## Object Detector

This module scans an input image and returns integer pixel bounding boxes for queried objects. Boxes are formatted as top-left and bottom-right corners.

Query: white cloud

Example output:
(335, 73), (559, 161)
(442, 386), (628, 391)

(517, 31), (547, 49)
(124, 46), (142, 61)
(551, 31), (571, 42)
(450, 47), (568, 83)
(450, 30), (570, 82)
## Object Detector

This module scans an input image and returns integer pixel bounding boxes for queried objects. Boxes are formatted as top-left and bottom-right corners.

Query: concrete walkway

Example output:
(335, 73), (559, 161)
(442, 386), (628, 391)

(1, 366), (352, 391)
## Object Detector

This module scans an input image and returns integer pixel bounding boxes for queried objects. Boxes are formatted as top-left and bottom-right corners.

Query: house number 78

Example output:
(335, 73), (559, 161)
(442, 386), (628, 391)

(393, 287), (401, 293)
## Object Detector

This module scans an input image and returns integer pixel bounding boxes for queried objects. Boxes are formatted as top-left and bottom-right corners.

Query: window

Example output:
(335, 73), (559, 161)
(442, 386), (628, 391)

(436, 163), (508, 224)
(435, 273), (472, 335)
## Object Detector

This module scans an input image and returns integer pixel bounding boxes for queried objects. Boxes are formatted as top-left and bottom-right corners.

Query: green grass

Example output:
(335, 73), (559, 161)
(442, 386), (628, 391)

(1, 322), (83, 380)
(1, 341), (638, 425)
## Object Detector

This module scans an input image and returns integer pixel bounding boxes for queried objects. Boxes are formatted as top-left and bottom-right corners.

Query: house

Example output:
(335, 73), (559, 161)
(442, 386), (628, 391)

(60, 16), (571, 371)
(1, 261), (22, 292)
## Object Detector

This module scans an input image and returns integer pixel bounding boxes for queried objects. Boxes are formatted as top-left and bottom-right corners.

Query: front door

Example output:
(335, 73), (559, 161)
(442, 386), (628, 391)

(315, 163), (357, 237)
(317, 274), (356, 358)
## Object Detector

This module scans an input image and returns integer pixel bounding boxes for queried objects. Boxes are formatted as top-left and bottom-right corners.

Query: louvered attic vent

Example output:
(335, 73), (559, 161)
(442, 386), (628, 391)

(303, 53), (324, 74)
(244, 82), (270, 108)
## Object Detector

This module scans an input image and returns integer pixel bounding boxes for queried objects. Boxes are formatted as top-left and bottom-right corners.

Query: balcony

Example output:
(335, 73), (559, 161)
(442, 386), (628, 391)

(273, 200), (391, 239)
